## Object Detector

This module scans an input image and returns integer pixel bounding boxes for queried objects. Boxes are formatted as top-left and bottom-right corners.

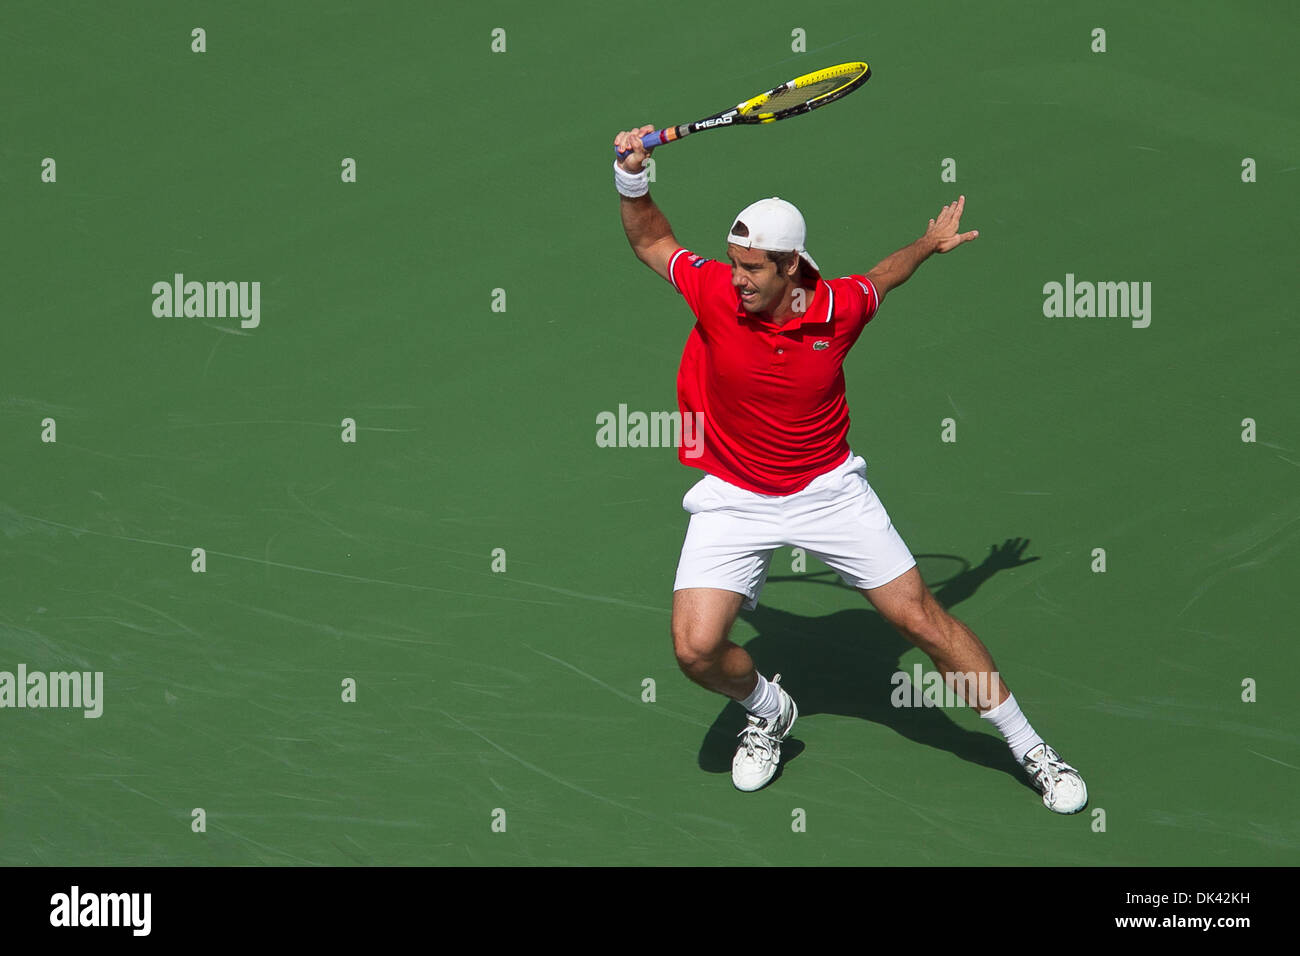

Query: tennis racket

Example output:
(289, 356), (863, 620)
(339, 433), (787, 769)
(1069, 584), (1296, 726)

(615, 61), (870, 159)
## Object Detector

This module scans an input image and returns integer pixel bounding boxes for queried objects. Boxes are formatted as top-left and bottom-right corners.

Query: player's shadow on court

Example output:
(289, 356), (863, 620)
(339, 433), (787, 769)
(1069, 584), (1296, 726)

(698, 538), (1041, 792)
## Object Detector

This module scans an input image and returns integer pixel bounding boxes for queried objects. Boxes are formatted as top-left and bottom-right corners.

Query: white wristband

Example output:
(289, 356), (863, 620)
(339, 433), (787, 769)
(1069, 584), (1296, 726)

(614, 160), (649, 198)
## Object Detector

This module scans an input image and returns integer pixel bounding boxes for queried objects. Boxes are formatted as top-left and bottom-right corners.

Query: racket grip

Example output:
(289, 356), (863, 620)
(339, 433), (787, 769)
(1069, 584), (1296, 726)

(614, 127), (666, 159)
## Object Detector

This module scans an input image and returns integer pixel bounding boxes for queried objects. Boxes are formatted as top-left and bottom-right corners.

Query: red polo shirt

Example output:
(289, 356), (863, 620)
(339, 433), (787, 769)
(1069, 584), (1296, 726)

(668, 247), (880, 495)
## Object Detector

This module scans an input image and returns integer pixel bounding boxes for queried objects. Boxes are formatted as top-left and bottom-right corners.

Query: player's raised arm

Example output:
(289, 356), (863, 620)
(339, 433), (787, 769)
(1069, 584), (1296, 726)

(614, 125), (680, 284)
(865, 195), (979, 305)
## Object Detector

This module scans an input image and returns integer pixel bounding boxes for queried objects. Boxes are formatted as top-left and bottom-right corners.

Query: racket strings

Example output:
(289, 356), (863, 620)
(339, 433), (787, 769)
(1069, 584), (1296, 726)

(744, 64), (868, 116)
(764, 78), (844, 112)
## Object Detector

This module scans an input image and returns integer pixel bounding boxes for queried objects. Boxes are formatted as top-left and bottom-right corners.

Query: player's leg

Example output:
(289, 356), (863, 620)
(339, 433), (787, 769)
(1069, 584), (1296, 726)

(672, 476), (796, 791)
(672, 473), (782, 704)
(858, 566), (1007, 711)
(670, 586), (754, 699)
(861, 568), (1087, 813)
(790, 452), (1087, 813)
(671, 588), (797, 792)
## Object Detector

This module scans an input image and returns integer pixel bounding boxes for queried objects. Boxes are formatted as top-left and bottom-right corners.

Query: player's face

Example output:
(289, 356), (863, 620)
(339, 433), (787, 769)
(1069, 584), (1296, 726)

(727, 244), (795, 315)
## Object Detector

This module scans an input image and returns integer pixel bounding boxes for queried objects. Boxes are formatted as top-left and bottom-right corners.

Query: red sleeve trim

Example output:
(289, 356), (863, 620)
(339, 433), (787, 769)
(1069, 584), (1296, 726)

(667, 248), (690, 293)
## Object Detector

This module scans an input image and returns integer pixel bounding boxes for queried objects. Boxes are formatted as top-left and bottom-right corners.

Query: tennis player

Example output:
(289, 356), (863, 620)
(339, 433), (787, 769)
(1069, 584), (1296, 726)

(612, 125), (1087, 814)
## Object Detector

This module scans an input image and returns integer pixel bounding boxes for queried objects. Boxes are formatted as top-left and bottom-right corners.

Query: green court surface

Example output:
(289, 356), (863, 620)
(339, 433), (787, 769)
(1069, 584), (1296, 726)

(1, 1), (1296, 866)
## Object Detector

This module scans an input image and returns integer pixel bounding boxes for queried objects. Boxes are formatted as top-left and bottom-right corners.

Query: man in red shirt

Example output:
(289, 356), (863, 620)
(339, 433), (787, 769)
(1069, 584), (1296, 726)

(613, 125), (1087, 814)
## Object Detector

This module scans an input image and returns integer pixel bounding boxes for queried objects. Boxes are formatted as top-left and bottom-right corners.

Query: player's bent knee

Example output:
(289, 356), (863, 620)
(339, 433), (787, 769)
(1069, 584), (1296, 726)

(671, 619), (735, 680)
(671, 626), (721, 673)
(674, 649), (709, 681)
(670, 588), (742, 667)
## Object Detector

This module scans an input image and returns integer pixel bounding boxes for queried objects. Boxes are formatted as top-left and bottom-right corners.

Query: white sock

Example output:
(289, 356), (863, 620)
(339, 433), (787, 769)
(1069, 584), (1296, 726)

(739, 673), (781, 721)
(979, 692), (1044, 762)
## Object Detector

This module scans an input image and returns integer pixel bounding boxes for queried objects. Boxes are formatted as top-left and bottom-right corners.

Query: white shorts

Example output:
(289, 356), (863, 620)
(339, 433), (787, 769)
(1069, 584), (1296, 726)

(673, 452), (916, 610)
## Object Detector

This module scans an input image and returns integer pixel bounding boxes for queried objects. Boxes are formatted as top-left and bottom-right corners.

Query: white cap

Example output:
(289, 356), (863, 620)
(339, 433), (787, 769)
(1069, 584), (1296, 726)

(726, 197), (819, 273)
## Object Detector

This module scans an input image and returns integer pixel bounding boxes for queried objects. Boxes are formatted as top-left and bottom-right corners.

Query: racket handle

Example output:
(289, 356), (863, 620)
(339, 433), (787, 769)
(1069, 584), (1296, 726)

(614, 127), (667, 160)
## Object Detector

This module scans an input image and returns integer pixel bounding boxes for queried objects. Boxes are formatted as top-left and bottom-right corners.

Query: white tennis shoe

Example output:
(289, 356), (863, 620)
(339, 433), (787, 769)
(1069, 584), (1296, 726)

(1021, 743), (1088, 814)
(732, 674), (798, 792)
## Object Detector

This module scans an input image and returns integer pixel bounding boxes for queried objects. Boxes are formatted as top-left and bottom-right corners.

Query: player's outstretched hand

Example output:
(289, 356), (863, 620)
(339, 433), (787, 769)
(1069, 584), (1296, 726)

(926, 195), (979, 253)
(614, 125), (656, 174)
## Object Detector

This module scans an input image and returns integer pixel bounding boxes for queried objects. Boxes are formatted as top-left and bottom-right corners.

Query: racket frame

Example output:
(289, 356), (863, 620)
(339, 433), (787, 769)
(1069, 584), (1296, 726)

(616, 62), (870, 158)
